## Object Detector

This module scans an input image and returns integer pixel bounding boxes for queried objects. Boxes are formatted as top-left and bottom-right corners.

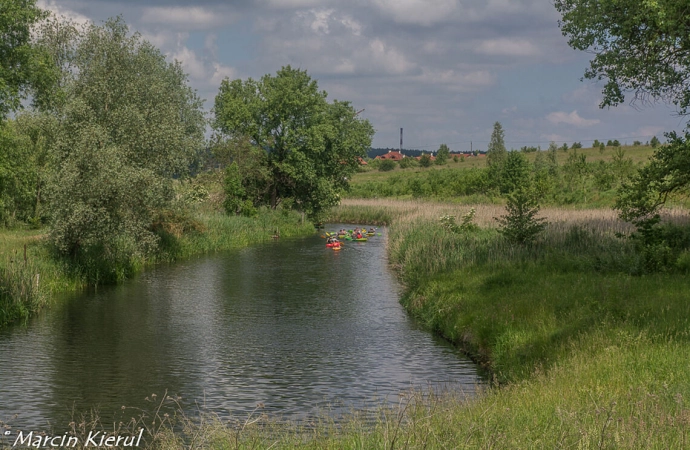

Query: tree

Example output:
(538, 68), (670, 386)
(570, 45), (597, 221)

(617, 132), (690, 223)
(213, 66), (373, 220)
(495, 186), (547, 245)
(556, 0), (690, 114)
(435, 143), (450, 165)
(500, 151), (531, 194)
(650, 136), (660, 148)
(487, 121), (507, 169)
(0, 0), (56, 121)
(44, 18), (205, 275)
(418, 153), (432, 168)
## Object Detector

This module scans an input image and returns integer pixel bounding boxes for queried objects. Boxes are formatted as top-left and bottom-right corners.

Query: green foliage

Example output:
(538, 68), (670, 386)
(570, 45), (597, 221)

(556, 0), (690, 114)
(0, 121), (37, 225)
(223, 162), (246, 215)
(486, 121), (507, 170)
(378, 159), (396, 172)
(398, 156), (416, 168)
(499, 151), (530, 194)
(650, 136), (660, 148)
(560, 142), (568, 151)
(418, 153), (432, 167)
(571, 141), (582, 149)
(213, 66), (373, 220)
(0, 0), (55, 121)
(617, 132), (690, 223)
(439, 208), (479, 233)
(44, 18), (205, 281)
(633, 140), (641, 146)
(495, 187), (547, 244)
(435, 143), (450, 165)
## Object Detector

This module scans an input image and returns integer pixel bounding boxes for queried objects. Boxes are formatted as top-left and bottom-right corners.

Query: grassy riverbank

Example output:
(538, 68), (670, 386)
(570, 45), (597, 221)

(317, 199), (690, 447)
(114, 197), (689, 448)
(0, 208), (315, 328)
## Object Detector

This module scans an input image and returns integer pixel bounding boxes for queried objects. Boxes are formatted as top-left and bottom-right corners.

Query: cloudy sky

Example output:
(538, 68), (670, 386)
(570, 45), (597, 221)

(37, 0), (685, 151)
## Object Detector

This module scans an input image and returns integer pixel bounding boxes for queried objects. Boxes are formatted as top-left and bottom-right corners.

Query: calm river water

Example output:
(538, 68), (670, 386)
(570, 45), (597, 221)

(0, 226), (481, 431)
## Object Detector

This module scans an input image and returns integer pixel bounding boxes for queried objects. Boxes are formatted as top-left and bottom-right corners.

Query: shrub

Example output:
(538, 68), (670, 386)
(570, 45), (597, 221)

(379, 159), (396, 171)
(399, 156), (416, 169)
(495, 187), (547, 244)
(418, 154), (432, 167)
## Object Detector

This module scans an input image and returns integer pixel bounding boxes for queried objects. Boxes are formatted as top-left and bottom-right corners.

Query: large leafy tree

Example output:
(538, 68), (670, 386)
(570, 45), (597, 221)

(0, 0), (56, 121)
(42, 18), (205, 274)
(213, 66), (374, 220)
(556, 0), (690, 224)
(555, 0), (690, 113)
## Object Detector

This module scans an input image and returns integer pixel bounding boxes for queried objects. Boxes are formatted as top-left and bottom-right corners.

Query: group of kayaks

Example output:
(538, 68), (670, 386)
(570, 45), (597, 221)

(322, 227), (380, 250)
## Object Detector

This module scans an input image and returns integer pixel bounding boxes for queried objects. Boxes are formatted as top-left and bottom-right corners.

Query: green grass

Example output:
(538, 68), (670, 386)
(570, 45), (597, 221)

(349, 144), (668, 210)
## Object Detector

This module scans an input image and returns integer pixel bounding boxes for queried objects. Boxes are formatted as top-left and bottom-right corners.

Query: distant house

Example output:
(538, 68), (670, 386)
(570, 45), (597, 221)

(358, 157), (368, 165)
(415, 154), (436, 161)
(375, 150), (404, 161)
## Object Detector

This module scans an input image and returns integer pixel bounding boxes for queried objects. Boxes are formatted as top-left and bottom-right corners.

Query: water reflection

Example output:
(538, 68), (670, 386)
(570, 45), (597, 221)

(0, 226), (482, 430)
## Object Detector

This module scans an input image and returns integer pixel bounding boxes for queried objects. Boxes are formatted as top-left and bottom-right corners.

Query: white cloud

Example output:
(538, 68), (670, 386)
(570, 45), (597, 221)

(414, 69), (496, 91)
(541, 133), (569, 143)
(475, 38), (540, 57)
(371, 0), (458, 26)
(37, 0), (90, 25)
(210, 63), (239, 86)
(263, 0), (327, 9)
(140, 6), (232, 30)
(546, 110), (600, 127)
(170, 46), (208, 80)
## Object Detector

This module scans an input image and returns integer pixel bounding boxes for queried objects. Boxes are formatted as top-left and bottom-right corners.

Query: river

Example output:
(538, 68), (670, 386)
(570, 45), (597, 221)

(0, 226), (482, 432)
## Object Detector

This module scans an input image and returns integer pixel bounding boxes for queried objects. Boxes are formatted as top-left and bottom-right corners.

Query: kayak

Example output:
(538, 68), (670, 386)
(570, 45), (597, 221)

(354, 237), (368, 242)
(332, 245), (342, 251)
(326, 242), (341, 248)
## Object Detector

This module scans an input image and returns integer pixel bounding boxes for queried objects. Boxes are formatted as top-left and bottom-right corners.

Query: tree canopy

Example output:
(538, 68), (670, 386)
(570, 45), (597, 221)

(41, 17), (205, 273)
(213, 66), (374, 220)
(555, 0), (690, 114)
(0, 0), (55, 121)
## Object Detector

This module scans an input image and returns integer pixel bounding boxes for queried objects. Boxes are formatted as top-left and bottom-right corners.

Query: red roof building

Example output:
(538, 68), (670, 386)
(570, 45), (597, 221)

(375, 150), (405, 161)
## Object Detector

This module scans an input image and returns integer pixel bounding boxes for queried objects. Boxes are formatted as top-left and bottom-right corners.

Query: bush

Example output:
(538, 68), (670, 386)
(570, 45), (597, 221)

(398, 157), (416, 169)
(379, 159), (396, 171)
(495, 187), (547, 244)
(418, 154), (432, 167)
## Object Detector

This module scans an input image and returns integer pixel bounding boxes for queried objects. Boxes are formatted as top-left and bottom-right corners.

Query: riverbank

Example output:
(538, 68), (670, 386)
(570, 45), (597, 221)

(0, 209), (315, 328)
(122, 199), (689, 448)
(317, 199), (690, 447)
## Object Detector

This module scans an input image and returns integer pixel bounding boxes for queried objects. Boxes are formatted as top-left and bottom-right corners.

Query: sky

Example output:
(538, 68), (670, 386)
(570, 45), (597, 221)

(36, 0), (687, 151)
